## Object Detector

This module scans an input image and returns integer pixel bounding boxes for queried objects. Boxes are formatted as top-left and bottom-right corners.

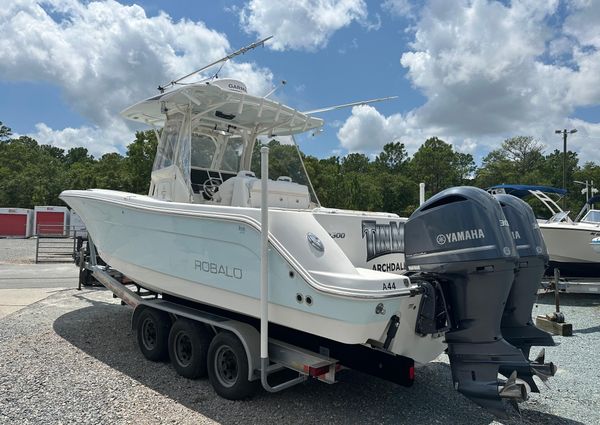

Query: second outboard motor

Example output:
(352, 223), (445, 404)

(405, 187), (535, 417)
(494, 194), (556, 391)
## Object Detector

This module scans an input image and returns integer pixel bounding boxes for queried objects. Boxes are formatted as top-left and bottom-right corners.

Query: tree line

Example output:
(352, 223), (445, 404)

(0, 121), (156, 208)
(1, 119), (599, 217)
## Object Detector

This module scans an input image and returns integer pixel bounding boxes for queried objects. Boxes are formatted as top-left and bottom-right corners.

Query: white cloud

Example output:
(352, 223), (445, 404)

(382, 0), (413, 18)
(31, 120), (130, 157)
(337, 105), (392, 151)
(337, 104), (433, 153)
(0, 0), (273, 156)
(239, 0), (370, 51)
(336, 0), (600, 162)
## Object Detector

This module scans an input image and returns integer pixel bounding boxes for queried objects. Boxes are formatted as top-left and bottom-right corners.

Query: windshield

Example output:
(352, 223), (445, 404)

(191, 134), (216, 168)
(547, 211), (571, 223)
(582, 210), (600, 224)
(153, 113), (183, 171)
(221, 136), (244, 172)
(189, 127), (244, 173)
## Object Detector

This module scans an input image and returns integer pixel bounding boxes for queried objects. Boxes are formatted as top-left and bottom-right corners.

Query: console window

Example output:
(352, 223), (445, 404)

(221, 137), (244, 172)
(191, 134), (217, 168)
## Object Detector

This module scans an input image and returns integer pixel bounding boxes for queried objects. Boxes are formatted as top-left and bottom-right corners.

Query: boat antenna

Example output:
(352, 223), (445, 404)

(157, 36), (273, 93)
(302, 96), (398, 115)
(264, 80), (287, 99)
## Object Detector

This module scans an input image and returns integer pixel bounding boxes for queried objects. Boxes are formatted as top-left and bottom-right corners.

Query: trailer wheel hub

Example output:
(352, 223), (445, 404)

(141, 318), (157, 350)
(174, 331), (193, 367)
(215, 345), (238, 388)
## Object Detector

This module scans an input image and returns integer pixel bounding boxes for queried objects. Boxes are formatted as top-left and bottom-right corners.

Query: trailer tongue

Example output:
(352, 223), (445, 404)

(404, 187), (556, 417)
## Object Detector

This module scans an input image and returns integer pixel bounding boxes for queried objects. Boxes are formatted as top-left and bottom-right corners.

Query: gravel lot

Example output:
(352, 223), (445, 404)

(0, 238), (37, 264)
(0, 239), (598, 424)
(0, 284), (598, 425)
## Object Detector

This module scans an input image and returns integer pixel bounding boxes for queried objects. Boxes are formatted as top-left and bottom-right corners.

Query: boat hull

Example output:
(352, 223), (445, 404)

(61, 189), (446, 364)
(540, 223), (600, 278)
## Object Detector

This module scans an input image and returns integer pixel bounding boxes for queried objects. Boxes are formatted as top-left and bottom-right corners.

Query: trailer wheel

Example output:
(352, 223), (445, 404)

(168, 319), (211, 379)
(136, 308), (170, 361)
(207, 332), (257, 399)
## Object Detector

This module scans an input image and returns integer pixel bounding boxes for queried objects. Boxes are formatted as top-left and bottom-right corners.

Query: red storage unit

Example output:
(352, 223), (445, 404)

(0, 208), (33, 238)
(33, 206), (70, 236)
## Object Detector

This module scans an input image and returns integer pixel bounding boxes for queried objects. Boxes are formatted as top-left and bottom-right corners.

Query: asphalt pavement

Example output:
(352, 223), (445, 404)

(0, 239), (78, 318)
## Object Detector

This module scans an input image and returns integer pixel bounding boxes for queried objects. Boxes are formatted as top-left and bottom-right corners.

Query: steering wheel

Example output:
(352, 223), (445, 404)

(202, 177), (222, 199)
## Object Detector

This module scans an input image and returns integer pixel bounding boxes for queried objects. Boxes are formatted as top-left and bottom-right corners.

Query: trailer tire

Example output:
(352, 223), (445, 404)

(168, 319), (211, 379)
(207, 332), (257, 400)
(136, 308), (170, 362)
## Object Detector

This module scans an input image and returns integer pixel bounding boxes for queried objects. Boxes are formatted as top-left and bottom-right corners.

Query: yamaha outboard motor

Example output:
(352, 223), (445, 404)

(404, 187), (537, 417)
(495, 194), (556, 391)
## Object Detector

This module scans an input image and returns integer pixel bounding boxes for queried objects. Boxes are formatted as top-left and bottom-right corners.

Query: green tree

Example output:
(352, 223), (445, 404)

(475, 136), (545, 188)
(123, 131), (158, 194)
(65, 147), (94, 166)
(540, 149), (580, 212)
(304, 155), (346, 207)
(65, 161), (97, 190)
(541, 149), (579, 190)
(0, 136), (67, 207)
(341, 153), (370, 174)
(453, 152), (476, 184)
(373, 141), (409, 173)
(410, 137), (458, 195)
(0, 121), (11, 141)
(502, 136), (545, 176)
(94, 153), (125, 190)
(40, 145), (65, 161)
(376, 172), (419, 216)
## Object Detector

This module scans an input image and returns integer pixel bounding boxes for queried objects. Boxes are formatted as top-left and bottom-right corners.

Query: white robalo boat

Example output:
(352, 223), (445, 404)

(62, 77), (440, 359)
(61, 47), (558, 417)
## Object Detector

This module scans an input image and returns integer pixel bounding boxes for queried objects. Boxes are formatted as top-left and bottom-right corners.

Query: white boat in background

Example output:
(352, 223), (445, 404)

(60, 42), (558, 417)
(489, 185), (600, 280)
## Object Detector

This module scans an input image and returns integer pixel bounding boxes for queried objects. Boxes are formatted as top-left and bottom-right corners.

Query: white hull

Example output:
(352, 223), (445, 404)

(540, 221), (600, 277)
(61, 189), (445, 364)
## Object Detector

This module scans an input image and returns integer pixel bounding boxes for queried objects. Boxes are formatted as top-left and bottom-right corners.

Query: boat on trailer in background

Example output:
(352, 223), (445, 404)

(61, 40), (559, 417)
(489, 184), (600, 294)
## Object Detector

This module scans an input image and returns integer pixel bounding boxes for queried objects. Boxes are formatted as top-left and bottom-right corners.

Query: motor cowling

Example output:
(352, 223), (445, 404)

(405, 187), (517, 342)
(495, 194), (554, 354)
(405, 187), (516, 269)
(405, 187), (534, 418)
(494, 194), (556, 392)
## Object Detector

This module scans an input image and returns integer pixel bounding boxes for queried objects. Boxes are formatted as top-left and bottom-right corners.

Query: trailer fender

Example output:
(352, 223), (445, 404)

(215, 321), (261, 381)
(131, 304), (148, 332)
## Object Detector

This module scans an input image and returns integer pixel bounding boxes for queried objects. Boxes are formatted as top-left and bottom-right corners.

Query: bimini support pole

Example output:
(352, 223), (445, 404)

(260, 146), (270, 375)
(259, 146), (307, 392)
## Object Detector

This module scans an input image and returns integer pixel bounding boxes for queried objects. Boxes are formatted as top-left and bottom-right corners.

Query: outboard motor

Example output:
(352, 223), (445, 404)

(495, 194), (556, 391)
(404, 187), (536, 417)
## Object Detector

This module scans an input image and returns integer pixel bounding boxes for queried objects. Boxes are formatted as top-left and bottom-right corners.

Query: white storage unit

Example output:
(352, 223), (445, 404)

(33, 206), (70, 236)
(0, 208), (34, 238)
(69, 209), (87, 237)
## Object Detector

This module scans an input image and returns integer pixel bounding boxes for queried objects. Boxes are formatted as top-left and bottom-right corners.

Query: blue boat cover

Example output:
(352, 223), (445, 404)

(487, 184), (567, 199)
(586, 194), (600, 205)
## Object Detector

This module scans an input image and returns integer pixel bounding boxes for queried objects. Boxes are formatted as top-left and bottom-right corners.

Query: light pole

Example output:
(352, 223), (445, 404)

(555, 128), (577, 208)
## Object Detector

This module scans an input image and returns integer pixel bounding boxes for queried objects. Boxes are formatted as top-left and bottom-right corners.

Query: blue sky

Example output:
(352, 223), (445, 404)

(1, 0), (600, 163)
